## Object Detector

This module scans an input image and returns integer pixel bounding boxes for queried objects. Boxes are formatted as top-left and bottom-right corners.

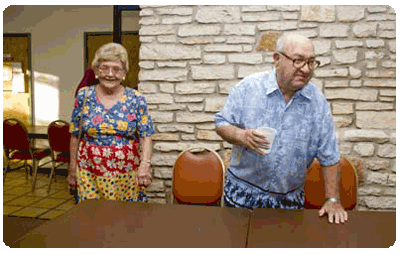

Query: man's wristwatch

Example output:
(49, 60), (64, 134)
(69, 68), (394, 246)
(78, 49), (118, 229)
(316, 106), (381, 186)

(324, 197), (339, 204)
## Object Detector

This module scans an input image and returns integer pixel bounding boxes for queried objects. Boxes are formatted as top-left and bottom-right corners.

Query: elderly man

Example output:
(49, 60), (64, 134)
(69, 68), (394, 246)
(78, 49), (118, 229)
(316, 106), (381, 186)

(215, 34), (347, 224)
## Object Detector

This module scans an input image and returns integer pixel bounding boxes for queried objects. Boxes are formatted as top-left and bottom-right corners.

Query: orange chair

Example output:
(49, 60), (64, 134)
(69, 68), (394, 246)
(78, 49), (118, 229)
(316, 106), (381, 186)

(3, 118), (51, 191)
(47, 120), (71, 192)
(304, 157), (358, 210)
(169, 148), (225, 207)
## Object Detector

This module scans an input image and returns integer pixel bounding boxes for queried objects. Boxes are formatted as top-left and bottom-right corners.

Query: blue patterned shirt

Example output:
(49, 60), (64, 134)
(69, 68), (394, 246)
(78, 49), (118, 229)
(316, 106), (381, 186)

(215, 70), (340, 196)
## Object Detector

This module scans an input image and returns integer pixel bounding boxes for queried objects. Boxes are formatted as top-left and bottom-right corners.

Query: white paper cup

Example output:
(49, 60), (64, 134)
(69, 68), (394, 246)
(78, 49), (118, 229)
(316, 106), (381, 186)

(255, 127), (276, 154)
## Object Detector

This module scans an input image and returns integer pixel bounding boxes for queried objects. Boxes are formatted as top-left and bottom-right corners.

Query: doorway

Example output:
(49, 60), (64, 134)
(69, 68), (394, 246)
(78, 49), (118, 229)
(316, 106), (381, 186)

(85, 32), (140, 89)
(3, 34), (32, 126)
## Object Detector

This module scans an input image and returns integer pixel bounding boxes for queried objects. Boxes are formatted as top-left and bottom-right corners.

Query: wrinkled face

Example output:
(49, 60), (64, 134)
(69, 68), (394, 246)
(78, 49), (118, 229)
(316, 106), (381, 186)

(274, 41), (315, 91)
(96, 60), (126, 89)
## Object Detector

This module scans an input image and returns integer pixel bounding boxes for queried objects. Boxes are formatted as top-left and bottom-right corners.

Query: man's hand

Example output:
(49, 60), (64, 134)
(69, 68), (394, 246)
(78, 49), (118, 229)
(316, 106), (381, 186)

(237, 129), (270, 155)
(319, 200), (348, 224)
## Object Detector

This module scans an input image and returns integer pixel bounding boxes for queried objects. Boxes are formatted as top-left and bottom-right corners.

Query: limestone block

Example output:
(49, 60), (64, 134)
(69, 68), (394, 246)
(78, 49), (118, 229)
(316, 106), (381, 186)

(144, 94), (173, 104)
(356, 111), (396, 129)
(176, 112), (215, 123)
(366, 14), (396, 21)
(352, 23), (377, 37)
(152, 153), (178, 166)
(195, 6), (240, 23)
(378, 30), (396, 39)
(353, 142), (375, 157)
(139, 69), (188, 82)
(139, 8), (154, 16)
(150, 111), (174, 123)
(258, 21), (298, 31)
(333, 115), (353, 128)
(139, 61), (155, 69)
(367, 6), (387, 13)
(314, 68), (348, 78)
(178, 24), (221, 37)
(332, 102), (353, 114)
(282, 12), (299, 20)
(242, 6), (268, 12)
(366, 61), (378, 69)
(311, 40), (331, 55)
(333, 49), (358, 64)
(191, 66), (235, 80)
(338, 142), (353, 155)
(243, 45), (253, 52)
(337, 6), (365, 22)
(140, 36), (156, 43)
(324, 88), (377, 101)
(157, 61), (187, 68)
(350, 80), (362, 87)
(204, 54), (226, 64)
(299, 22), (318, 28)
(364, 196), (395, 209)
(152, 133), (180, 141)
(157, 35), (177, 43)
(387, 174), (395, 187)
(140, 44), (201, 60)
(355, 102), (393, 111)
(157, 6), (193, 15)
(382, 60), (396, 68)
(365, 171), (388, 185)
(161, 16), (192, 25)
(176, 82), (216, 94)
(365, 159), (390, 171)
(219, 81), (238, 94)
(366, 39), (385, 48)
(139, 17), (160, 25)
(343, 129), (389, 143)
(159, 83), (174, 93)
(365, 51), (385, 59)
(175, 96), (204, 103)
(139, 82), (158, 93)
(197, 130), (223, 141)
(379, 97), (395, 102)
(391, 161), (396, 173)
(316, 57), (330, 67)
(187, 105), (203, 112)
(204, 45), (242, 53)
(180, 37), (213, 45)
(267, 5), (300, 11)
(379, 89), (396, 97)
(146, 179), (165, 192)
(301, 5), (335, 22)
(238, 65), (273, 78)
(320, 24), (349, 38)
(224, 24), (256, 36)
(153, 167), (172, 179)
(335, 40), (363, 49)
(228, 53), (263, 64)
(364, 79), (395, 87)
(379, 21), (396, 30)
(390, 132), (395, 144)
(157, 124), (194, 133)
(358, 186), (382, 196)
(205, 97), (228, 112)
(349, 67), (362, 78)
(377, 144), (396, 158)
(388, 41), (396, 53)
(366, 70), (396, 78)
(158, 104), (186, 111)
(196, 124), (216, 130)
(140, 25), (175, 36)
(181, 134), (196, 141)
(226, 36), (256, 45)
(242, 12), (280, 22)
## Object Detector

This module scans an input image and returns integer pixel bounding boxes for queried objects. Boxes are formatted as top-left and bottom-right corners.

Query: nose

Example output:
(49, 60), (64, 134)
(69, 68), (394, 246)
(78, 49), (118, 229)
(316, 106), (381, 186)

(300, 62), (312, 73)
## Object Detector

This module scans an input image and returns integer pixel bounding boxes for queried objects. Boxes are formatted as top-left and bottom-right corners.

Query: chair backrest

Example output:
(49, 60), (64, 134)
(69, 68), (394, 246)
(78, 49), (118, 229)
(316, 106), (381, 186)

(3, 118), (30, 151)
(47, 120), (71, 153)
(304, 157), (358, 210)
(172, 148), (225, 206)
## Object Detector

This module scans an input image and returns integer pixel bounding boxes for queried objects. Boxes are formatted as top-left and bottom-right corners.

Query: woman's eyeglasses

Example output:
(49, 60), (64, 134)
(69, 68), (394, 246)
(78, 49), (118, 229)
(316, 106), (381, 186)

(98, 66), (125, 75)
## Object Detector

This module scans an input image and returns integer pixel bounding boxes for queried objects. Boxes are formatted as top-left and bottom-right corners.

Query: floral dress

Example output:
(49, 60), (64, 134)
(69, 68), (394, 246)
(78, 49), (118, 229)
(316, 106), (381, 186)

(70, 86), (155, 203)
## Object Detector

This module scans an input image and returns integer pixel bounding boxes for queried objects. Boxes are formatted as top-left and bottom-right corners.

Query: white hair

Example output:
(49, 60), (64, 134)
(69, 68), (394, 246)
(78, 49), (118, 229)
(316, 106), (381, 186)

(92, 42), (129, 71)
(276, 34), (313, 53)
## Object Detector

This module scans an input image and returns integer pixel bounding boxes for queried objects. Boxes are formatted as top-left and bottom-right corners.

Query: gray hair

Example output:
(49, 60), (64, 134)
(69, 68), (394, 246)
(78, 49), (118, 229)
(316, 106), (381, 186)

(92, 42), (129, 71)
(276, 34), (313, 53)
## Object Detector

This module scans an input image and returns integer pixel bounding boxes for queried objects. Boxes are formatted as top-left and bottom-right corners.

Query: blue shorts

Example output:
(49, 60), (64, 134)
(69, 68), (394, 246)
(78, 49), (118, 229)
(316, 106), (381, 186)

(224, 170), (304, 210)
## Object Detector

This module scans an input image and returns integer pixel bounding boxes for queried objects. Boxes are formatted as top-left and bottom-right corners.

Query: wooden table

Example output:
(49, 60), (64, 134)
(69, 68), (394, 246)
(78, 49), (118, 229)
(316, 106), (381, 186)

(26, 125), (48, 139)
(247, 208), (396, 248)
(14, 199), (252, 248)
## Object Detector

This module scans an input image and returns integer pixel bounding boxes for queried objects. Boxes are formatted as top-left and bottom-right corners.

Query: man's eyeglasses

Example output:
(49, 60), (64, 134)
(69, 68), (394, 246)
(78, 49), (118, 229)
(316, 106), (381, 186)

(279, 52), (320, 69)
(98, 66), (125, 75)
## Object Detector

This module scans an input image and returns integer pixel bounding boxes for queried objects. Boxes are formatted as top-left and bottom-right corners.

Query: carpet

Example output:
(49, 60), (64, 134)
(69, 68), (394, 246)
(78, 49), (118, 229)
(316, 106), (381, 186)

(3, 215), (49, 247)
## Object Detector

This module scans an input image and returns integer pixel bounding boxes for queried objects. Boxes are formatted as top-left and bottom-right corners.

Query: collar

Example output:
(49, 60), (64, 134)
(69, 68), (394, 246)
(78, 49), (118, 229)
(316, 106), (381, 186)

(266, 69), (312, 101)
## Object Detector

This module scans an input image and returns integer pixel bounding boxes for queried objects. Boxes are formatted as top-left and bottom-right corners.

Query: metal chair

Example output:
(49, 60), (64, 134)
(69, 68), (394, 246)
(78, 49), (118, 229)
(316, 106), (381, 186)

(47, 120), (71, 192)
(167, 148), (226, 207)
(3, 118), (51, 191)
(304, 157), (358, 210)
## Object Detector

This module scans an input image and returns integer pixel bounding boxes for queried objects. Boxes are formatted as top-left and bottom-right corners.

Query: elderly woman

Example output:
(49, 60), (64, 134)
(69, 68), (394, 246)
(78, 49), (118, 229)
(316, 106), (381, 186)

(67, 42), (155, 203)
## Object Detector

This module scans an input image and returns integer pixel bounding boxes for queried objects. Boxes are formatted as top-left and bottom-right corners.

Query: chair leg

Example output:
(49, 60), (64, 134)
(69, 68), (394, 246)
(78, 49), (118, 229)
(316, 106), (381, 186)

(47, 160), (56, 193)
(31, 159), (39, 192)
(3, 159), (11, 186)
(24, 161), (29, 181)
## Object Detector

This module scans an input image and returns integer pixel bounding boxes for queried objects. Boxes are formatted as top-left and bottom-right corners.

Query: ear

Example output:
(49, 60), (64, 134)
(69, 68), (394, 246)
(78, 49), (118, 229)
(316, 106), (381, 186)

(273, 52), (280, 67)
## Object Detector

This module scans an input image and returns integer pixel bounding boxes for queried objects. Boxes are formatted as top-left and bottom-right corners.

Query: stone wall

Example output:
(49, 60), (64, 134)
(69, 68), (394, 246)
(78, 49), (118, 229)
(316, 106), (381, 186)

(137, 5), (396, 210)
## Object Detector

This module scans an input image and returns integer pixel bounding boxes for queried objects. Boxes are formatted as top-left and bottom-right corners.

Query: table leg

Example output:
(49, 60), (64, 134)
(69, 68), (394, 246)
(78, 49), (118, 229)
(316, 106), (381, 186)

(31, 159), (38, 192)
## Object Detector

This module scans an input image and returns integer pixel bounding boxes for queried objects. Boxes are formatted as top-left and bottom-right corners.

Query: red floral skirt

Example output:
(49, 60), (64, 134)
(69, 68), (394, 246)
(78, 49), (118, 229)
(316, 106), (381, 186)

(76, 140), (147, 202)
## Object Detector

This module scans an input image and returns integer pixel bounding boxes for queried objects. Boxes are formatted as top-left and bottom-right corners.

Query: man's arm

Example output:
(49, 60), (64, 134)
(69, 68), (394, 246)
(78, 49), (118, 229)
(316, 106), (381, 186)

(322, 162), (341, 200)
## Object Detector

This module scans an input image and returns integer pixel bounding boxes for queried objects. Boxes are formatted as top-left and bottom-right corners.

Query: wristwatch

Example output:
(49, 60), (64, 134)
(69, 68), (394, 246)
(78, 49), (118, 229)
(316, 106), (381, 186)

(324, 197), (339, 204)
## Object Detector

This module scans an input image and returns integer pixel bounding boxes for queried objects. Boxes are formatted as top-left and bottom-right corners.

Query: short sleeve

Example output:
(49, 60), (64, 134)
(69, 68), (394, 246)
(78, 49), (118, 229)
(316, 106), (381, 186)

(70, 88), (87, 137)
(214, 83), (243, 129)
(135, 95), (156, 138)
(316, 101), (340, 167)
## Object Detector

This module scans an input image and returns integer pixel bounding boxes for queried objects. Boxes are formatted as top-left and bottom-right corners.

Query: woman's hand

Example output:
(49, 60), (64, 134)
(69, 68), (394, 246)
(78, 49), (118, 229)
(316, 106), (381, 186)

(136, 161), (153, 187)
(67, 172), (77, 191)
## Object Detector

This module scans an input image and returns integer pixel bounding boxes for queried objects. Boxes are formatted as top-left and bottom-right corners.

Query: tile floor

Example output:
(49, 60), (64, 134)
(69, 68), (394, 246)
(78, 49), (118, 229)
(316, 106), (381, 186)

(3, 165), (76, 220)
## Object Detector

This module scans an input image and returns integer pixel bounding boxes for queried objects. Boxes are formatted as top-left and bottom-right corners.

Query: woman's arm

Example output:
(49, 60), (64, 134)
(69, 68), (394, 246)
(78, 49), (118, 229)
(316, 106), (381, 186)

(140, 137), (153, 162)
(69, 135), (79, 174)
